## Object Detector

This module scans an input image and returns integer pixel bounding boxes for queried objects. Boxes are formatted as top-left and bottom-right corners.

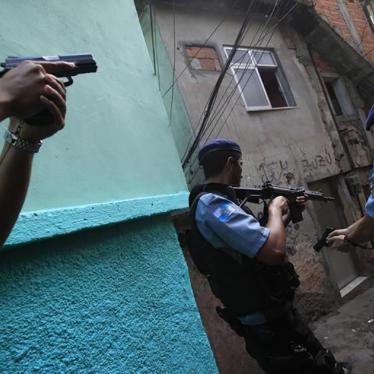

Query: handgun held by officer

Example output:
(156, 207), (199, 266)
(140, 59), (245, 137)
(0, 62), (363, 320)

(326, 105), (374, 252)
(0, 60), (73, 246)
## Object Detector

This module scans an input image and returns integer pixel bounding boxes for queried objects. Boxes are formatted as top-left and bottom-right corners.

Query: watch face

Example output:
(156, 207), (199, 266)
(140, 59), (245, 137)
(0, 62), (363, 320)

(5, 132), (14, 144)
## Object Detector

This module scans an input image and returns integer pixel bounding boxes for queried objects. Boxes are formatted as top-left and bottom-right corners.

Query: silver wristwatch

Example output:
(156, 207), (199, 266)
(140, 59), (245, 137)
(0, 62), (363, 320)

(4, 128), (42, 153)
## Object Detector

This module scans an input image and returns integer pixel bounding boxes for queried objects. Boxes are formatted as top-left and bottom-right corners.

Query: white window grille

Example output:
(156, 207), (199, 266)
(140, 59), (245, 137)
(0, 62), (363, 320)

(224, 47), (296, 111)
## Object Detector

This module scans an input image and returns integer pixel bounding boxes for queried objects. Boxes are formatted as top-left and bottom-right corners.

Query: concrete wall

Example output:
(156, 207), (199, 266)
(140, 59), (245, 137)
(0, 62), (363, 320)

(154, 5), (344, 187)
(0, 0), (218, 372)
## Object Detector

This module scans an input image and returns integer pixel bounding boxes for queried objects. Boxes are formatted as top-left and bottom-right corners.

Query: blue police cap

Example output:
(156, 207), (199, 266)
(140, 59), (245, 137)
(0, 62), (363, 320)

(198, 138), (241, 164)
(365, 105), (374, 131)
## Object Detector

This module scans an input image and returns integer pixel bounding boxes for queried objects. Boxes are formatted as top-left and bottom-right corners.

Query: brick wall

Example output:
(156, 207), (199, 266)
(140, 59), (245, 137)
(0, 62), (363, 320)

(185, 46), (221, 71)
(314, 0), (374, 62)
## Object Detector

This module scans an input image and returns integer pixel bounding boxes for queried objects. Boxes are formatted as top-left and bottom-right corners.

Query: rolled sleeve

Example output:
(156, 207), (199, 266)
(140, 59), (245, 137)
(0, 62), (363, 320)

(366, 164), (374, 218)
(197, 194), (270, 258)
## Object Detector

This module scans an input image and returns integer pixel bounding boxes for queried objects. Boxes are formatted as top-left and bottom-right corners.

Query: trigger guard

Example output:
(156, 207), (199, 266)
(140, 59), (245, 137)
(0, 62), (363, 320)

(64, 76), (73, 87)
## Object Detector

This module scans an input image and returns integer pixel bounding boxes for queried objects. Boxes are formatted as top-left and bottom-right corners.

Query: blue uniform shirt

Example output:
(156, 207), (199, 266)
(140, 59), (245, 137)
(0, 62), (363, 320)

(195, 193), (270, 325)
(365, 163), (374, 218)
(195, 193), (270, 258)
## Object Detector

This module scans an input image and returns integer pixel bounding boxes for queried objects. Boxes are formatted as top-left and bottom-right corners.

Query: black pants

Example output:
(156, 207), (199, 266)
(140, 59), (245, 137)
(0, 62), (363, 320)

(241, 308), (338, 374)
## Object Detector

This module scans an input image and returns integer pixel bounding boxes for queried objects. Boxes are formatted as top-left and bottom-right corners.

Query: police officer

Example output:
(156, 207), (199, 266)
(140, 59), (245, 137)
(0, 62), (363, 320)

(327, 106), (374, 249)
(188, 139), (349, 374)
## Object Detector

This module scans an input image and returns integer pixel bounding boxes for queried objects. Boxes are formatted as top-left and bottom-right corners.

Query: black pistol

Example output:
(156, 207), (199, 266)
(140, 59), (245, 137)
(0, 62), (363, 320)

(313, 227), (335, 252)
(0, 54), (97, 86)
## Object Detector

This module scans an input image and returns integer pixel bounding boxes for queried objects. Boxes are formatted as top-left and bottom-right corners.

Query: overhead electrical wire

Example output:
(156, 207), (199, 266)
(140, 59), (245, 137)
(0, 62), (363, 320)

(162, 0), (243, 99)
(183, 1), (299, 169)
(149, 0), (157, 76)
(150, 1), (161, 90)
(201, 0), (281, 141)
(182, 0), (257, 169)
(169, 0), (176, 123)
(181, 0), (276, 166)
(180, 0), (258, 164)
(198, 2), (268, 138)
(204, 1), (290, 140)
(213, 2), (299, 138)
(182, 0), (279, 166)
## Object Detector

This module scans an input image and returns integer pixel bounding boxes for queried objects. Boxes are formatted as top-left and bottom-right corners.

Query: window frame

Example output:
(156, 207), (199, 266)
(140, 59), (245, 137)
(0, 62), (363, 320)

(363, 0), (374, 34)
(322, 74), (357, 118)
(223, 47), (295, 112)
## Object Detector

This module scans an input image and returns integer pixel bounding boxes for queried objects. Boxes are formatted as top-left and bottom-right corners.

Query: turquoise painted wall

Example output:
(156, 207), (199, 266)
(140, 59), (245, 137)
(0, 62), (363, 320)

(0, 1), (218, 372)
(0, 0), (187, 212)
(0, 215), (217, 373)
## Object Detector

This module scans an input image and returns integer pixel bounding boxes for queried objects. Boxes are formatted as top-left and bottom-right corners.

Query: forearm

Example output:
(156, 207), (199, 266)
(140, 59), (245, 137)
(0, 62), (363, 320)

(348, 215), (374, 244)
(346, 217), (364, 233)
(0, 142), (33, 246)
(266, 209), (287, 255)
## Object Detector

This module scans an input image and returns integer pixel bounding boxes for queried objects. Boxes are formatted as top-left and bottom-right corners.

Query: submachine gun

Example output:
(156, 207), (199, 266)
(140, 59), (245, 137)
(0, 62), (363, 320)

(234, 181), (335, 224)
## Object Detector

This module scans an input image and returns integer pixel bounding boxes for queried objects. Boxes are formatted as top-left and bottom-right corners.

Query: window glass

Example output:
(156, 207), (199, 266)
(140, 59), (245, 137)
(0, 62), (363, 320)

(276, 68), (296, 107)
(332, 79), (356, 117)
(224, 47), (252, 65)
(234, 68), (269, 108)
(252, 50), (277, 66)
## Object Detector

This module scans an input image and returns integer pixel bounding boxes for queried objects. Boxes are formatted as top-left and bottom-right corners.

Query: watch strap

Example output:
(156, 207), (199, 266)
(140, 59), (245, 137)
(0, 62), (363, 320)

(4, 128), (42, 153)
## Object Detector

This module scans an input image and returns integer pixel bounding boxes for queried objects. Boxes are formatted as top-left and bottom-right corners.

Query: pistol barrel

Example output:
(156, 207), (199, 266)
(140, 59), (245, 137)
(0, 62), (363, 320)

(1, 54), (97, 77)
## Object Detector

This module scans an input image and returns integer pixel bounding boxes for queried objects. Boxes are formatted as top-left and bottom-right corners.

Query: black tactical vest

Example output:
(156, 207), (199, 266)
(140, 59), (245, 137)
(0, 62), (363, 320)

(188, 183), (300, 318)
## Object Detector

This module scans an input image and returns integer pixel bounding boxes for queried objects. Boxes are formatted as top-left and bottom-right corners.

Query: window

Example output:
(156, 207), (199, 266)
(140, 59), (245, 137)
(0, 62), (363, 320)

(185, 46), (221, 71)
(363, 0), (374, 33)
(323, 77), (356, 117)
(325, 80), (343, 116)
(224, 47), (295, 111)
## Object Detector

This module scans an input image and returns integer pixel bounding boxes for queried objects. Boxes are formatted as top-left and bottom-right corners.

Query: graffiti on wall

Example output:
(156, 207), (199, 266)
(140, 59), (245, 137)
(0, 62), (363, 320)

(256, 148), (334, 185)
(300, 149), (333, 175)
(257, 160), (296, 185)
